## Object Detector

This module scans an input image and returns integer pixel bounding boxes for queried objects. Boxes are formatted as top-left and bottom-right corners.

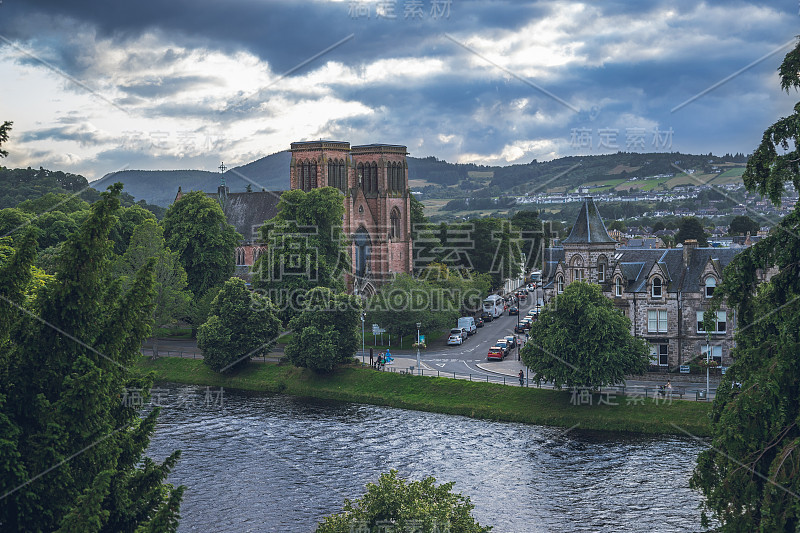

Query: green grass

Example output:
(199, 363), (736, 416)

(277, 332), (295, 344)
(135, 357), (713, 436)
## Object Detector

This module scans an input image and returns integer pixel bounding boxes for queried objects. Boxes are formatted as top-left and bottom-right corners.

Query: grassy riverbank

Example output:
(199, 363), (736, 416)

(135, 357), (712, 436)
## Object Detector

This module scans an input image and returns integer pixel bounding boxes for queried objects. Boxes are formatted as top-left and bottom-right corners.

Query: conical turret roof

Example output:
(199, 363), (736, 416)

(563, 197), (616, 244)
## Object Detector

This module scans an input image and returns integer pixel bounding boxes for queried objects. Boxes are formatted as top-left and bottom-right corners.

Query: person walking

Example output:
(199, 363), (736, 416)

(518, 370), (525, 387)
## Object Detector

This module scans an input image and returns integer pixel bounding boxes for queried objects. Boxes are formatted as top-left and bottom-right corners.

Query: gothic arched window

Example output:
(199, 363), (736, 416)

(390, 208), (401, 239)
(371, 162), (378, 192)
(338, 160), (346, 191)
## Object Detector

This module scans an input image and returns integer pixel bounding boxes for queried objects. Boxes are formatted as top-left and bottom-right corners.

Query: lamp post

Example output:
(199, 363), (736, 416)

(416, 322), (422, 376)
(361, 313), (366, 363)
(706, 334), (710, 400)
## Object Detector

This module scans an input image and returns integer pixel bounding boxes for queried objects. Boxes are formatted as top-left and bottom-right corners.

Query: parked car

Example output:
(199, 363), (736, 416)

(475, 317), (484, 328)
(517, 291), (527, 300)
(514, 323), (527, 334)
(495, 339), (510, 355)
(508, 306), (519, 316)
(447, 334), (463, 346)
(487, 346), (505, 361)
(480, 310), (494, 322)
(450, 328), (467, 342)
(504, 335), (517, 349)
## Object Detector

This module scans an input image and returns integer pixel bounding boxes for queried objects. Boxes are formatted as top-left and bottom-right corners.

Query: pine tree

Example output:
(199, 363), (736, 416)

(0, 184), (183, 532)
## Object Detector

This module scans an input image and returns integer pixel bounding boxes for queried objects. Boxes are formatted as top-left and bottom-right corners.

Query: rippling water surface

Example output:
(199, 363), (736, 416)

(146, 383), (705, 532)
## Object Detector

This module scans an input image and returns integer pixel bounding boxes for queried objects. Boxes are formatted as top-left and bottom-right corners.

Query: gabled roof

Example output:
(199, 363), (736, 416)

(208, 190), (283, 242)
(563, 197), (616, 244)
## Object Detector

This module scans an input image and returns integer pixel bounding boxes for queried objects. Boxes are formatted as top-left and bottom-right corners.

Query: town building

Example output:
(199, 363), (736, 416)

(541, 197), (759, 369)
(177, 140), (413, 296)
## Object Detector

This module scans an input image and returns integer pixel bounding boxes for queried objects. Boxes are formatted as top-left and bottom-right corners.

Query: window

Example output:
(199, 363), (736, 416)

(614, 277), (622, 297)
(701, 345), (723, 365)
(697, 311), (726, 333)
(648, 310), (668, 333)
(573, 268), (583, 282)
(651, 277), (662, 298)
(390, 209), (401, 239)
(650, 344), (669, 366)
(705, 277), (716, 298)
(557, 275), (564, 293)
(598, 262), (606, 283)
(236, 247), (246, 265)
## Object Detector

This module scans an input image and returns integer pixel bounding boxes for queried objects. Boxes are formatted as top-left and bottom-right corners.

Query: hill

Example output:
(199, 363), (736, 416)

(92, 151), (292, 207)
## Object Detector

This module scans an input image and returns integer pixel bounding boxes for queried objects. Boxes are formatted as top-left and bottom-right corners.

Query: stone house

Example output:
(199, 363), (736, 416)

(541, 197), (747, 369)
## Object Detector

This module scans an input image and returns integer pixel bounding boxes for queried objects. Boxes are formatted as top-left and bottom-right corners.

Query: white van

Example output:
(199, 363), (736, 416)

(458, 317), (477, 336)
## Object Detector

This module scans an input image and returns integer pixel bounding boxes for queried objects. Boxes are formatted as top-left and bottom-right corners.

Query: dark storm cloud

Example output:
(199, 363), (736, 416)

(20, 125), (113, 146)
(119, 74), (224, 98)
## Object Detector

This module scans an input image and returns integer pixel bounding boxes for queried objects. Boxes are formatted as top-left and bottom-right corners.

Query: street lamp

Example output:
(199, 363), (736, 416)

(361, 313), (366, 363)
(416, 322), (422, 376)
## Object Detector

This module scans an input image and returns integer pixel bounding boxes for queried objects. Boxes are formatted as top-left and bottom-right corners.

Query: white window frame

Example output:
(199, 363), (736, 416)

(701, 345), (723, 365)
(614, 277), (622, 297)
(598, 262), (606, 283)
(557, 275), (564, 293)
(651, 277), (662, 298)
(705, 277), (716, 298)
(650, 343), (669, 366)
(697, 311), (727, 334)
(574, 268), (583, 283)
(648, 309), (668, 333)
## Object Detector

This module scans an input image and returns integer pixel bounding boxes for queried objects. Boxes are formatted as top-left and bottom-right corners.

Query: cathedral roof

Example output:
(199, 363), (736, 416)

(208, 190), (283, 243)
(562, 197), (616, 244)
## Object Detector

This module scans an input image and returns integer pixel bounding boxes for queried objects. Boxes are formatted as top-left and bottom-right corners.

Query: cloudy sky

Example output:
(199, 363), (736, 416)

(0, 0), (798, 180)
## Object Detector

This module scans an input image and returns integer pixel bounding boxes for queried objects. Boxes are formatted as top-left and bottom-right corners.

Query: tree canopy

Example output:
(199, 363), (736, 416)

(728, 214), (760, 236)
(690, 38), (800, 532)
(162, 190), (241, 296)
(0, 120), (10, 158)
(675, 216), (709, 246)
(315, 470), (492, 533)
(0, 184), (184, 531)
(521, 282), (649, 388)
(197, 277), (281, 372)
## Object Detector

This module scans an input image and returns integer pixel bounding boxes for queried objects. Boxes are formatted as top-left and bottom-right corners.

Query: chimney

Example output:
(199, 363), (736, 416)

(683, 239), (698, 266)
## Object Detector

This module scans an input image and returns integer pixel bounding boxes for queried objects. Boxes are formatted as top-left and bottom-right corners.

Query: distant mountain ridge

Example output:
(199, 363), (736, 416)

(92, 149), (748, 207)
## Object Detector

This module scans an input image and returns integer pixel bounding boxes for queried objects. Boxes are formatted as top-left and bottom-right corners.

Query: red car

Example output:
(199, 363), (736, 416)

(487, 346), (505, 361)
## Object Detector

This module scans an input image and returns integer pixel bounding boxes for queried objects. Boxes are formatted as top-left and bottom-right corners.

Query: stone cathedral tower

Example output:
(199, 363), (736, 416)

(289, 140), (413, 296)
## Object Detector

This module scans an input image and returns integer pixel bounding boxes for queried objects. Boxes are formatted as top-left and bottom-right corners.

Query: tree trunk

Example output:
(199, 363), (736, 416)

(152, 335), (159, 360)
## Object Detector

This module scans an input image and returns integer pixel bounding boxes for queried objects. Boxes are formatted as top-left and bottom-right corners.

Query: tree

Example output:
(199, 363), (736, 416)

(469, 217), (522, 289)
(521, 282), (649, 388)
(162, 190), (241, 296)
(690, 39), (800, 532)
(728, 215), (759, 236)
(108, 204), (157, 255)
(316, 470), (492, 533)
(607, 220), (626, 232)
(285, 287), (361, 373)
(0, 120), (11, 158)
(252, 187), (348, 321)
(511, 209), (545, 271)
(0, 184), (184, 532)
(197, 277), (281, 372)
(114, 219), (192, 358)
(675, 216), (708, 246)
(652, 220), (666, 232)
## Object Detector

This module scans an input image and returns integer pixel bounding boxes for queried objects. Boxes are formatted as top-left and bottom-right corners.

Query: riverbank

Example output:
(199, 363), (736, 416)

(135, 357), (713, 436)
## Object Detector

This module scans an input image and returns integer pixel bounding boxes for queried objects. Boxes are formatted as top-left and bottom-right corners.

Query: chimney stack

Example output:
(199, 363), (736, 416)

(683, 239), (698, 266)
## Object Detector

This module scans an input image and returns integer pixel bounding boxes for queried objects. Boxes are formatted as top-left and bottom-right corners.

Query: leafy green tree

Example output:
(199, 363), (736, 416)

(108, 204), (157, 255)
(521, 282), (649, 388)
(691, 39), (800, 532)
(162, 190), (241, 296)
(652, 221), (666, 232)
(0, 184), (183, 532)
(17, 192), (89, 215)
(0, 120), (11, 158)
(469, 217), (523, 289)
(252, 187), (348, 321)
(197, 277), (281, 372)
(607, 220), (626, 232)
(316, 470), (492, 533)
(511, 209), (545, 271)
(675, 216), (709, 246)
(114, 219), (192, 358)
(31, 211), (79, 249)
(187, 286), (221, 338)
(0, 207), (34, 239)
(285, 287), (361, 373)
(728, 215), (759, 236)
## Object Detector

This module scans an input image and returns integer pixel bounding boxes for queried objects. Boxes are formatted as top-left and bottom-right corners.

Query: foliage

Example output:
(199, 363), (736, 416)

(285, 287), (361, 373)
(162, 190), (241, 296)
(252, 187), (348, 321)
(511, 209), (545, 271)
(691, 39), (800, 532)
(0, 183), (183, 532)
(108, 204), (157, 255)
(368, 273), (459, 341)
(607, 220), (626, 232)
(197, 277), (280, 372)
(114, 219), (192, 357)
(675, 216), (709, 246)
(0, 207), (34, 240)
(521, 282), (649, 388)
(187, 286), (221, 337)
(728, 214), (760, 236)
(0, 120), (10, 158)
(316, 470), (492, 533)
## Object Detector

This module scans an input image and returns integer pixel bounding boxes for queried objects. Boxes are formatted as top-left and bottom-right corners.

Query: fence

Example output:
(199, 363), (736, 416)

(140, 348), (274, 363)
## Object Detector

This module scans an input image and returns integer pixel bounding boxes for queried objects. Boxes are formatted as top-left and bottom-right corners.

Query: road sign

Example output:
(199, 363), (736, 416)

(372, 324), (385, 335)
(419, 335), (426, 343)
(680, 365), (690, 374)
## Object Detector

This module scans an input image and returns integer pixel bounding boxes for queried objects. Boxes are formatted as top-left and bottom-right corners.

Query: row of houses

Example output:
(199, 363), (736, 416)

(539, 197), (769, 369)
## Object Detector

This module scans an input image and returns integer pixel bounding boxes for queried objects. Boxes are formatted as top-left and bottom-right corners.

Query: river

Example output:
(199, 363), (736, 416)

(145, 383), (706, 532)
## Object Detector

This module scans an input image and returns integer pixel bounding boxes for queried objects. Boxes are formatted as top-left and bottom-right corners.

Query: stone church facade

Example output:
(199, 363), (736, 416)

(179, 140), (413, 296)
(540, 197), (758, 370)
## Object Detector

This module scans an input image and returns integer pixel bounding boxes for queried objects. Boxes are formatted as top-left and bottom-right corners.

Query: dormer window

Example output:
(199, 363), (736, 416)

(705, 277), (716, 298)
(557, 275), (564, 294)
(614, 277), (622, 297)
(652, 277), (662, 298)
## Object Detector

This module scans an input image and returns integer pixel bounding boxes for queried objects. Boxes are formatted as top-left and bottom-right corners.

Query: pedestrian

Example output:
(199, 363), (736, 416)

(666, 380), (672, 395)
(518, 370), (524, 387)
(369, 347), (374, 367)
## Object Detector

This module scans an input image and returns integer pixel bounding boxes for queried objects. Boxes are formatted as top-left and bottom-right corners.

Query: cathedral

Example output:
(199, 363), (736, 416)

(183, 140), (413, 297)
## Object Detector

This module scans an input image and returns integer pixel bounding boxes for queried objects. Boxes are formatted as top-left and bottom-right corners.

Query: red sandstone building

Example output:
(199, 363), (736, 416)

(179, 140), (414, 295)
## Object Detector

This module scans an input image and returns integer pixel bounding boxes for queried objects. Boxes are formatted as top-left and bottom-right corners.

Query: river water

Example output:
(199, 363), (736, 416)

(145, 383), (706, 532)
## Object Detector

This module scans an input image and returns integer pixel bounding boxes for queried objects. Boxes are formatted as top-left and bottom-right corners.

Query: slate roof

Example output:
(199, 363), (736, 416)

(563, 197), (616, 244)
(681, 248), (740, 293)
(208, 190), (283, 242)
